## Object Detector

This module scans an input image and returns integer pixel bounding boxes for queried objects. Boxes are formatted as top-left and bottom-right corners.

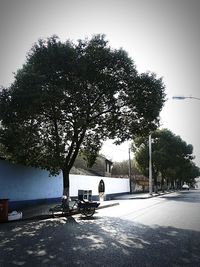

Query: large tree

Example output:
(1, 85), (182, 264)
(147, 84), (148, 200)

(0, 35), (165, 196)
(132, 129), (200, 190)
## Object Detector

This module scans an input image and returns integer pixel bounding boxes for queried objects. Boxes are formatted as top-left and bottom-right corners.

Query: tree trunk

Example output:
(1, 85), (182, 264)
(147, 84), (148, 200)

(161, 176), (164, 192)
(154, 176), (158, 193)
(62, 168), (70, 197)
(166, 178), (169, 190)
(62, 129), (86, 198)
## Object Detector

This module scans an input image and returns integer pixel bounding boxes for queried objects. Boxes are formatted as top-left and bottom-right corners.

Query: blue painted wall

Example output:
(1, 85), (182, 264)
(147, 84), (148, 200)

(0, 160), (63, 209)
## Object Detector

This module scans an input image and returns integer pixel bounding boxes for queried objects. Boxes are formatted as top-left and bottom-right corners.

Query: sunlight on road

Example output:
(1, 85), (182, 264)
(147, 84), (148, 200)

(96, 192), (200, 232)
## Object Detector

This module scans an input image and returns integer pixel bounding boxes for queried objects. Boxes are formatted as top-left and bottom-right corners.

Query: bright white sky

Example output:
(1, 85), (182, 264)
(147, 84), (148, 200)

(0, 0), (200, 165)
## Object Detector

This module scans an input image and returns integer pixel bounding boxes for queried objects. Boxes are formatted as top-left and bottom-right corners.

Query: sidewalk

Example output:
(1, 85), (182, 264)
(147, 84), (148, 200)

(17, 199), (120, 221)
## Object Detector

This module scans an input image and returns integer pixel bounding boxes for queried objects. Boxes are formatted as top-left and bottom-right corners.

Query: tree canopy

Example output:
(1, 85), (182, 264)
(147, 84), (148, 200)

(0, 34), (166, 195)
(132, 128), (200, 190)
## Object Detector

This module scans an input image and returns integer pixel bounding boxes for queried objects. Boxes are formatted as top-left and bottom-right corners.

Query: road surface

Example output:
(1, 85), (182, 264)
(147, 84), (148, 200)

(1, 190), (200, 266)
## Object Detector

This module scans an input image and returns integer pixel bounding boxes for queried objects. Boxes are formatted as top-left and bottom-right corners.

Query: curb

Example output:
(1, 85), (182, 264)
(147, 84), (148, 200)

(115, 190), (177, 200)
(97, 202), (120, 209)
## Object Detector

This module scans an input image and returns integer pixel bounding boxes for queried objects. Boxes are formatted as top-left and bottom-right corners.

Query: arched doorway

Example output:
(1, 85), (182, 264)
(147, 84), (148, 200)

(98, 179), (105, 201)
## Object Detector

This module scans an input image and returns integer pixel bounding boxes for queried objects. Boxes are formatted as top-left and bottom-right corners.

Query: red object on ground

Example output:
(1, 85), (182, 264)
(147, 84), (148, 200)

(0, 199), (9, 222)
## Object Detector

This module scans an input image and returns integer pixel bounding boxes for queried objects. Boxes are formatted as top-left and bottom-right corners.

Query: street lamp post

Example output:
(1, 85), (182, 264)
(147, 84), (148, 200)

(128, 146), (132, 193)
(149, 134), (153, 195)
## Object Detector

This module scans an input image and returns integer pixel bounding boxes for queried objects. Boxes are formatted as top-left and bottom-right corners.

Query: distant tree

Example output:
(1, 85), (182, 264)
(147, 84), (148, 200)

(0, 35), (165, 197)
(111, 160), (130, 177)
(132, 129), (200, 191)
(111, 160), (140, 177)
(175, 160), (200, 188)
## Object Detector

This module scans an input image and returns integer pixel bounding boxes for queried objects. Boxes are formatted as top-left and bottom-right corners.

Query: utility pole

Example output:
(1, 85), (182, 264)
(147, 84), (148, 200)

(149, 134), (153, 195)
(128, 146), (132, 193)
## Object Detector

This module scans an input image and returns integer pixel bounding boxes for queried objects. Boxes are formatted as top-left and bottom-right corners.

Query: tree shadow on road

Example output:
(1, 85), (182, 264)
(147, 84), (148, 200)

(0, 214), (200, 267)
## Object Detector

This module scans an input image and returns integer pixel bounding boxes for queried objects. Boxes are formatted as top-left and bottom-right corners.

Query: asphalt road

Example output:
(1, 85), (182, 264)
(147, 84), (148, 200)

(1, 190), (200, 267)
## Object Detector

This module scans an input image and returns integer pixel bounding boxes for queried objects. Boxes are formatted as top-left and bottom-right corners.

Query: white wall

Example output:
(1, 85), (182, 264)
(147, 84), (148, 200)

(70, 174), (130, 197)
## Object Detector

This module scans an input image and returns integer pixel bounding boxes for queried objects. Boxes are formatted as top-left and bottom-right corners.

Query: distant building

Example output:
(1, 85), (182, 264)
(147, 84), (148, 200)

(72, 155), (113, 177)
(90, 155), (113, 177)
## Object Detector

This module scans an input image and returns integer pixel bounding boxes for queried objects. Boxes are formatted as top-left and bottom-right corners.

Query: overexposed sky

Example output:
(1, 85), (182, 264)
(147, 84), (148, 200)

(0, 0), (200, 165)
